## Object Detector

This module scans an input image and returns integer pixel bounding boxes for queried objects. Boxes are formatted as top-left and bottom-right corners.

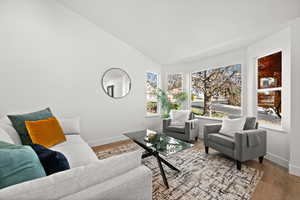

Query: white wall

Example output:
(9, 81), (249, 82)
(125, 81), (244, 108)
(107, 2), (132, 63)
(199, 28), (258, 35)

(290, 18), (300, 176)
(0, 0), (161, 146)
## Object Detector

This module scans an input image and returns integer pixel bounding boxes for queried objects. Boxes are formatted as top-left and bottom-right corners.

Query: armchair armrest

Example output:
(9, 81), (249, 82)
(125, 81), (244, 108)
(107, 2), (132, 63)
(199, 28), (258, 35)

(203, 123), (222, 146)
(235, 129), (267, 161)
(163, 118), (171, 131)
(185, 119), (199, 129)
(203, 124), (222, 135)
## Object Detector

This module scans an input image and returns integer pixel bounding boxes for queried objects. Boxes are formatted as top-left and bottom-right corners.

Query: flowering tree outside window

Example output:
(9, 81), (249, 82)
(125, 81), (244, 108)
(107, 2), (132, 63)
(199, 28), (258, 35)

(191, 64), (242, 118)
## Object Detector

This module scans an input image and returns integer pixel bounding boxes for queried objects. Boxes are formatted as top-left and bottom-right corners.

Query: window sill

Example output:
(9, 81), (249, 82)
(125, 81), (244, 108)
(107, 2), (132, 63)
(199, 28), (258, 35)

(195, 115), (222, 121)
(259, 124), (287, 133)
(145, 114), (161, 118)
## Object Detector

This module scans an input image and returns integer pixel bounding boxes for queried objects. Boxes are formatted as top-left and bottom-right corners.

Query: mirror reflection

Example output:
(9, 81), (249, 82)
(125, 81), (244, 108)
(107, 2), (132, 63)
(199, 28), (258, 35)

(102, 68), (131, 98)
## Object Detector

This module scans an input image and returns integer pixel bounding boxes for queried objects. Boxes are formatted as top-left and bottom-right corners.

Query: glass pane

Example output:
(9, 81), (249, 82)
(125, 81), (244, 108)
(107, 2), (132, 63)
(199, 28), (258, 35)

(146, 72), (158, 114)
(167, 74), (183, 95)
(146, 101), (158, 114)
(191, 64), (242, 118)
(258, 52), (282, 89)
(257, 90), (281, 126)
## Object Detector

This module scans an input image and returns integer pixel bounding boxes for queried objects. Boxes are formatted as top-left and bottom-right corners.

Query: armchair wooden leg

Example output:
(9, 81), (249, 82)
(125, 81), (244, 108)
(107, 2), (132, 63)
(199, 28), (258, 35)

(237, 161), (242, 170)
(259, 156), (264, 164)
(205, 146), (209, 154)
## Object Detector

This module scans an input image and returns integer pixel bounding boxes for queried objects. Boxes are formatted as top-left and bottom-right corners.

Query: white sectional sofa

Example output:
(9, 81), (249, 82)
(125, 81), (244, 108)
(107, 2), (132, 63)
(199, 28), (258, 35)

(0, 117), (152, 200)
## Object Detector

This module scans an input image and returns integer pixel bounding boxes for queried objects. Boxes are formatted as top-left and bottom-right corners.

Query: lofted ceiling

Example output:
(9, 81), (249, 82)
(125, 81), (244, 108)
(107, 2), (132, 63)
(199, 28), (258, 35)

(59, 0), (300, 64)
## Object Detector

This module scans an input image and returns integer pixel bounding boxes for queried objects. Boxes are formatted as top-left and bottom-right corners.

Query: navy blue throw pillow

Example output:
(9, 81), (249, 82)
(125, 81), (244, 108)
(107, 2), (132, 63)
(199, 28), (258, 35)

(29, 144), (70, 176)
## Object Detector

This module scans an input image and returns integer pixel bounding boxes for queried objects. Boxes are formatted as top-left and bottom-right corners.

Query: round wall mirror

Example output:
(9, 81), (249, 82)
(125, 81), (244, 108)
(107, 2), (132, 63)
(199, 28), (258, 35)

(101, 68), (131, 99)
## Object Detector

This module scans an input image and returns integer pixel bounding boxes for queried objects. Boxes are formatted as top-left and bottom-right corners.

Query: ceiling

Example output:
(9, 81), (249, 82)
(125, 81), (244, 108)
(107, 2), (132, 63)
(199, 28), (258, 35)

(59, 0), (300, 65)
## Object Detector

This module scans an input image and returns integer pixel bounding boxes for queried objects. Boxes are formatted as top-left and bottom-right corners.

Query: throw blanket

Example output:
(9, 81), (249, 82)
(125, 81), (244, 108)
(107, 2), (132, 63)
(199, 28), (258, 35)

(246, 132), (261, 147)
(29, 144), (70, 176)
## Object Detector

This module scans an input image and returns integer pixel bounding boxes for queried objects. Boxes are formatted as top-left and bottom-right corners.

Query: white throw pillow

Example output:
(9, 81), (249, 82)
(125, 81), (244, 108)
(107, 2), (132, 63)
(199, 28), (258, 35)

(219, 117), (246, 137)
(58, 117), (80, 135)
(170, 110), (190, 126)
(0, 127), (14, 144)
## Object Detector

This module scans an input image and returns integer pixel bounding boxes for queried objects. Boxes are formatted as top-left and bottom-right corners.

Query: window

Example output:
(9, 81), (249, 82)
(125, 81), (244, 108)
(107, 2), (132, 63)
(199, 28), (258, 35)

(257, 51), (282, 126)
(191, 64), (242, 118)
(146, 72), (159, 115)
(167, 73), (183, 101)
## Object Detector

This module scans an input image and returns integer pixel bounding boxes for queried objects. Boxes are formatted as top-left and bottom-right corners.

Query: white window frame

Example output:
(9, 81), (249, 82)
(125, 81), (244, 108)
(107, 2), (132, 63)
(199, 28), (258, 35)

(146, 71), (160, 116)
(189, 64), (243, 119)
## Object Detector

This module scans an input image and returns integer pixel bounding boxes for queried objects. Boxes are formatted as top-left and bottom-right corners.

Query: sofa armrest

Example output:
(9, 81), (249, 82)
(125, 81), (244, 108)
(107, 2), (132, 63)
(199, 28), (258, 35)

(234, 129), (267, 161)
(163, 118), (171, 130)
(0, 150), (144, 200)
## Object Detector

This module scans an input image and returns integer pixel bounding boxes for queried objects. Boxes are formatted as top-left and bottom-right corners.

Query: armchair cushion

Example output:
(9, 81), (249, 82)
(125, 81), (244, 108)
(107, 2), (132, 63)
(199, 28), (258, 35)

(208, 134), (235, 149)
(219, 117), (246, 137)
(170, 110), (190, 126)
(166, 125), (185, 133)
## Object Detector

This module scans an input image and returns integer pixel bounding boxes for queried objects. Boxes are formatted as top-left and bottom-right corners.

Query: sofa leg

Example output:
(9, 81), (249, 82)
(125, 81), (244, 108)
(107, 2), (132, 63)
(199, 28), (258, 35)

(237, 161), (242, 170)
(205, 146), (209, 154)
(259, 156), (264, 164)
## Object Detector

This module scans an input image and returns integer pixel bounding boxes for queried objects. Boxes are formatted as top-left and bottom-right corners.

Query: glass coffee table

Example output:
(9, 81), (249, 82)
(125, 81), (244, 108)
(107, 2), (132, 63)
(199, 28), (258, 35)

(124, 130), (193, 188)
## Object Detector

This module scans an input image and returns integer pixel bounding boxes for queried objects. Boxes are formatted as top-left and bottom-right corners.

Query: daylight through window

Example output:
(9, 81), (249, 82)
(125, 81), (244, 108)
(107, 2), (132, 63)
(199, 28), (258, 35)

(191, 64), (242, 118)
(146, 72), (159, 115)
(257, 51), (282, 126)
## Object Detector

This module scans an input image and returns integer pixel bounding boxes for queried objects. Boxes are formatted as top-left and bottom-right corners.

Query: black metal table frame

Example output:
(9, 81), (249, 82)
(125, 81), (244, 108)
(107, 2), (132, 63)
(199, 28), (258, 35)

(133, 140), (180, 188)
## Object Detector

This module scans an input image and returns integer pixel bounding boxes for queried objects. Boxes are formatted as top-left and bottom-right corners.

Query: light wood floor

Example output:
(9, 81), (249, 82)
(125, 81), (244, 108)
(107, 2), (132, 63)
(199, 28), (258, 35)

(92, 139), (300, 200)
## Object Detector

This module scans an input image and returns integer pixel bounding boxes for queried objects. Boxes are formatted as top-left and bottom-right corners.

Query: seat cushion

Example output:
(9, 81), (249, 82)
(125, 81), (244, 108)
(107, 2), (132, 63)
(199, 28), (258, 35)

(166, 125), (185, 133)
(208, 133), (235, 149)
(50, 135), (98, 168)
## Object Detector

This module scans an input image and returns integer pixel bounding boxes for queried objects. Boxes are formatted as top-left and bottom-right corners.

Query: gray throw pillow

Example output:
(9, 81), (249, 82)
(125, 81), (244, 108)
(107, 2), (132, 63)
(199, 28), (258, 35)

(243, 117), (257, 130)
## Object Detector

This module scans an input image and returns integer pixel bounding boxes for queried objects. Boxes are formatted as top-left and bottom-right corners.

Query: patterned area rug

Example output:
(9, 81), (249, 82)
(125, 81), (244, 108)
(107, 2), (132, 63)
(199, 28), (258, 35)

(96, 143), (263, 200)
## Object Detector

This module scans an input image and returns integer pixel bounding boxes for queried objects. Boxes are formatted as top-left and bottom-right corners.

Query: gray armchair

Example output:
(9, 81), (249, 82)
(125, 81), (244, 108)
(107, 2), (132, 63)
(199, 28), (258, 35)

(163, 112), (199, 142)
(203, 117), (267, 170)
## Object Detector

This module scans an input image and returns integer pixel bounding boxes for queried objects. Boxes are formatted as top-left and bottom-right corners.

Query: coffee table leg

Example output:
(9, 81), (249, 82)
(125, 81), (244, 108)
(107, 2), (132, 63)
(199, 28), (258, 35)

(155, 152), (169, 189)
(159, 157), (180, 172)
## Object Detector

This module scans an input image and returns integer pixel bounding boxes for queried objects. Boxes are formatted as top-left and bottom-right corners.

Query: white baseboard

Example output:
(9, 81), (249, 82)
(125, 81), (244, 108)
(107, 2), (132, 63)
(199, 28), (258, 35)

(265, 152), (289, 168)
(289, 164), (300, 176)
(87, 135), (127, 147)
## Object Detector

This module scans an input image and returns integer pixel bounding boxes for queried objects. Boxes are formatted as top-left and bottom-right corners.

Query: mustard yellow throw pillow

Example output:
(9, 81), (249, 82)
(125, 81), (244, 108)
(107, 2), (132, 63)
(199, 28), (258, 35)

(25, 117), (66, 148)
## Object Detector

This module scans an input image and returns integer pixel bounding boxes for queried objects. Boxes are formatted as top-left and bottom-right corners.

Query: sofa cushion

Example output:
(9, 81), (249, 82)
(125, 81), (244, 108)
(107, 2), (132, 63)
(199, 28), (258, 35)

(0, 141), (46, 189)
(7, 108), (53, 145)
(208, 133), (235, 149)
(166, 125), (185, 133)
(0, 127), (14, 144)
(29, 143), (70, 176)
(0, 123), (22, 145)
(50, 135), (98, 168)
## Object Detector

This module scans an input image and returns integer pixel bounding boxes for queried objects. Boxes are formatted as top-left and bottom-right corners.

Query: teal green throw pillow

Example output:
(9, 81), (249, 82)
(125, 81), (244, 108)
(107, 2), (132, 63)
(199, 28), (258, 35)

(0, 141), (46, 189)
(7, 108), (53, 145)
